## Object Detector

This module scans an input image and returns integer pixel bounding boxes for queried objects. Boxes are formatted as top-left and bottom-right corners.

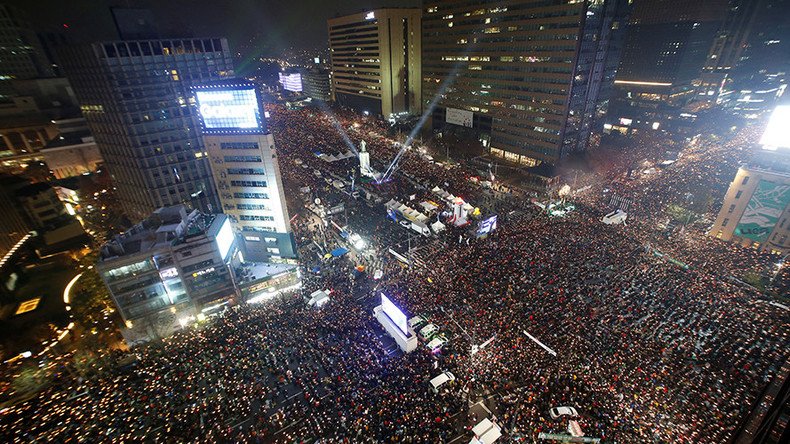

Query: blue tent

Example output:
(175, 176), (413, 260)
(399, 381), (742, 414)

(330, 247), (349, 257)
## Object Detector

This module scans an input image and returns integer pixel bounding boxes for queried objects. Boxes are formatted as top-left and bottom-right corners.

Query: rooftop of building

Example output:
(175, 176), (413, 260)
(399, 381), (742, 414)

(99, 205), (222, 261)
(42, 130), (94, 149)
(15, 182), (53, 198)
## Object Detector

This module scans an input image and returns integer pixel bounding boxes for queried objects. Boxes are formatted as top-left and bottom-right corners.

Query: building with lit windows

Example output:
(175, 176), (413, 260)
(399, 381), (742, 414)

(422, 0), (630, 175)
(98, 205), (300, 344)
(59, 38), (235, 221)
(605, 0), (728, 133)
(710, 106), (790, 255)
(303, 66), (332, 102)
(696, 0), (763, 102)
(328, 9), (421, 118)
(194, 80), (296, 261)
(0, 4), (55, 101)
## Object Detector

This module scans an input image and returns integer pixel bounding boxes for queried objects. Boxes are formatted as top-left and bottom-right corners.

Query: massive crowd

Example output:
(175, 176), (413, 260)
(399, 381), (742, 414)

(1, 104), (787, 443)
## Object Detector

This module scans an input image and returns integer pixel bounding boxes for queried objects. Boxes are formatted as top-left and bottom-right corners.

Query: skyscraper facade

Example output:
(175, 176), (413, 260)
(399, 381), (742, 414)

(0, 4), (56, 100)
(60, 38), (234, 221)
(606, 0), (728, 132)
(328, 8), (422, 118)
(422, 0), (631, 170)
(194, 80), (296, 261)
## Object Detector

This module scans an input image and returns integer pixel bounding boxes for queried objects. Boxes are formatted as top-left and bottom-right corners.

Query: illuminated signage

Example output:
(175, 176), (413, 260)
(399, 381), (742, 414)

(381, 293), (408, 335)
(215, 218), (235, 261)
(194, 84), (265, 134)
(192, 267), (215, 277)
(477, 215), (498, 236)
(159, 267), (179, 279)
(279, 72), (303, 92)
(760, 106), (790, 150)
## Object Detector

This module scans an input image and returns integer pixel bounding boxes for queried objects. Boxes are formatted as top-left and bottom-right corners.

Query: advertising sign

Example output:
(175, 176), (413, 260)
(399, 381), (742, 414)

(215, 218), (235, 261)
(476, 215), (498, 237)
(195, 85), (264, 133)
(446, 107), (473, 128)
(278, 72), (303, 92)
(381, 293), (408, 335)
(735, 180), (790, 242)
(760, 106), (790, 150)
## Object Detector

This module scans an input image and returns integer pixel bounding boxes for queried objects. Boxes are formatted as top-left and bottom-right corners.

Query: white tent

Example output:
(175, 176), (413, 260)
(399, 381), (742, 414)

(307, 289), (330, 308)
(469, 418), (502, 444)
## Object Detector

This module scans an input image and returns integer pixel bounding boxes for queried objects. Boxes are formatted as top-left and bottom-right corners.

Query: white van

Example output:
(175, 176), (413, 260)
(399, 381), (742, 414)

(419, 323), (439, 340)
(429, 371), (455, 393)
(408, 315), (426, 329)
(426, 335), (448, 352)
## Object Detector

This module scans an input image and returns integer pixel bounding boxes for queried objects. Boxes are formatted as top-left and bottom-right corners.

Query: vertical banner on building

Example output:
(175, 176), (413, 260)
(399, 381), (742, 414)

(735, 180), (790, 242)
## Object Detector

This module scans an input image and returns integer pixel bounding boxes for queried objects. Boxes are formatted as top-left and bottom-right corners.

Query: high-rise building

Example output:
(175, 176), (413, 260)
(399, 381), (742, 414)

(422, 0), (631, 172)
(0, 175), (31, 260)
(194, 80), (296, 261)
(0, 4), (55, 101)
(709, 106), (790, 255)
(59, 38), (235, 221)
(606, 0), (728, 132)
(328, 9), (421, 118)
(303, 66), (332, 102)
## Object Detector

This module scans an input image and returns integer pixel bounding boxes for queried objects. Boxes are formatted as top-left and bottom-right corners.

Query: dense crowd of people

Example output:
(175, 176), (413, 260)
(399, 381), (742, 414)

(1, 103), (787, 443)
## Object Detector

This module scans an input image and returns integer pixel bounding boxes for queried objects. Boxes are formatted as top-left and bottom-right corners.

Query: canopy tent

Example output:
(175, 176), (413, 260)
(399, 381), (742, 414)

(419, 201), (439, 213)
(330, 247), (349, 257)
(307, 289), (330, 308)
(431, 186), (456, 203)
(469, 418), (502, 444)
(385, 199), (430, 224)
(314, 151), (355, 162)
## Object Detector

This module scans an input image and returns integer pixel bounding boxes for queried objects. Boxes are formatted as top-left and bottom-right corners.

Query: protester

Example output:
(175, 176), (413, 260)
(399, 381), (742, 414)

(1, 104), (786, 443)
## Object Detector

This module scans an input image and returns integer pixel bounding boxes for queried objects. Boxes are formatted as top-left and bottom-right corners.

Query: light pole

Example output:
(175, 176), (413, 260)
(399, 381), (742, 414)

(769, 253), (789, 287)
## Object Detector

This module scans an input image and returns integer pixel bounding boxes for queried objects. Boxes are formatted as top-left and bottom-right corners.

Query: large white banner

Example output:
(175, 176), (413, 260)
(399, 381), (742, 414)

(446, 107), (473, 128)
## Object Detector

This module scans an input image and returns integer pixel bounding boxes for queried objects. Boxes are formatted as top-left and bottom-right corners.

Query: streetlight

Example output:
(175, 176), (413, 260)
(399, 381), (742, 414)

(769, 252), (789, 287)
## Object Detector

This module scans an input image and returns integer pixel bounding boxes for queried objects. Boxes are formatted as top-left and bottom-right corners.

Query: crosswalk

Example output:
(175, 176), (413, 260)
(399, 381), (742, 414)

(609, 194), (632, 211)
(409, 239), (447, 268)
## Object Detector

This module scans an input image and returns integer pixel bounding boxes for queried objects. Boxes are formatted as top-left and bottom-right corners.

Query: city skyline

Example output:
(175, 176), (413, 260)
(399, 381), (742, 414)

(0, 0), (788, 442)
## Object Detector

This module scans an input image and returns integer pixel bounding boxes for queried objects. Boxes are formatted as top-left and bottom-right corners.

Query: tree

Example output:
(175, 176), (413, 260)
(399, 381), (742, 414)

(12, 364), (51, 395)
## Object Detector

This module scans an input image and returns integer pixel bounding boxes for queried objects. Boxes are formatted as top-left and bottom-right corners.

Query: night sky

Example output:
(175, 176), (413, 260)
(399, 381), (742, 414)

(7, 0), (420, 56)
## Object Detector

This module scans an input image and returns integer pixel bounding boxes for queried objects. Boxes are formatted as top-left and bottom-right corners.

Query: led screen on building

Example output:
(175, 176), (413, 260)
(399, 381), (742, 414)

(215, 218), (235, 261)
(446, 107), (473, 128)
(195, 85), (264, 134)
(760, 106), (790, 150)
(279, 72), (303, 92)
(381, 293), (408, 335)
(735, 180), (790, 242)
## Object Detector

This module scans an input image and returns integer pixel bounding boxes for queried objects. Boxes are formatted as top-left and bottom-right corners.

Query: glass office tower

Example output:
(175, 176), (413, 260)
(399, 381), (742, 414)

(60, 38), (234, 220)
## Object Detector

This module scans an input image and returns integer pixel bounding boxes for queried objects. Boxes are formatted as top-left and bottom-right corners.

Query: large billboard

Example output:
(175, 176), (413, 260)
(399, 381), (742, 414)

(381, 293), (408, 335)
(279, 72), (303, 92)
(194, 83), (265, 134)
(446, 107), (473, 128)
(760, 106), (790, 150)
(215, 217), (235, 261)
(735, 180), (790, 242)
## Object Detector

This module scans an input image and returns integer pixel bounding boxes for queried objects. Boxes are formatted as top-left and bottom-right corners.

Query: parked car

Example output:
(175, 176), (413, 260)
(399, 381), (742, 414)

(429, 371), (455, 393)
